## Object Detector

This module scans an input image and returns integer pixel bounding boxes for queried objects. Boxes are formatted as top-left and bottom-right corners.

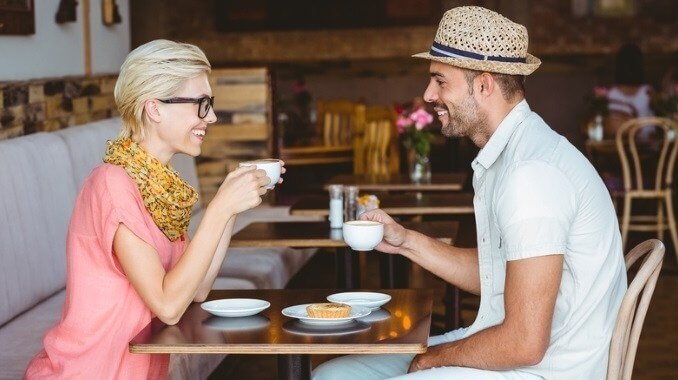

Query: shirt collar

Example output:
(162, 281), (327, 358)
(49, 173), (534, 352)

(475, 100), (531, 170)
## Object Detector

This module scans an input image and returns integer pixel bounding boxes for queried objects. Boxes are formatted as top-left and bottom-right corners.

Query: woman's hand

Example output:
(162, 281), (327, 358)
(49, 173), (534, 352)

(210, 166), (269, 218)
(359, 209), (408, 254)
(268, 161), (286, 190)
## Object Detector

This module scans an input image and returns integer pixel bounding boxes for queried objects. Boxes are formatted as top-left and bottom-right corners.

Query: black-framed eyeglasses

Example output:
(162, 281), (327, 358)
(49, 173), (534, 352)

(158, 96), (214, 119)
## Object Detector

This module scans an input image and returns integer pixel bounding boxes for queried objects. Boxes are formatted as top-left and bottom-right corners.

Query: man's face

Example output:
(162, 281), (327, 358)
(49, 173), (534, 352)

(423, 61), (489, 139)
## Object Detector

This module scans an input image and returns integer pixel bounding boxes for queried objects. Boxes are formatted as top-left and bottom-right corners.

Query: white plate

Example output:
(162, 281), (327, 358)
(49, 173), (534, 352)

(327, 292), (391, 310)
(281, 303), (371, 326)
(201, 298), (270, 318)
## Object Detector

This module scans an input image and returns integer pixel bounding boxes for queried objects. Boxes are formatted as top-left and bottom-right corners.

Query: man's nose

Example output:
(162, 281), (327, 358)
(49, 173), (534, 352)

(423, 82), (437, 104)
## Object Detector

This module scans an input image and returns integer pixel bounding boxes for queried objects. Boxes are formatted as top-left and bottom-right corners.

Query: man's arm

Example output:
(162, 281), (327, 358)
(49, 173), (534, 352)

(400, 229), (481, 295)
(360, 209), (481, 295)
(409, 254), (563, 372)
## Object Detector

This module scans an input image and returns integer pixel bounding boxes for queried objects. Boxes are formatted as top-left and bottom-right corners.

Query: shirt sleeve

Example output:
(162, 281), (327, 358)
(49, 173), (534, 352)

(495, 161), (577, 261)
(98, 165), (157, 257)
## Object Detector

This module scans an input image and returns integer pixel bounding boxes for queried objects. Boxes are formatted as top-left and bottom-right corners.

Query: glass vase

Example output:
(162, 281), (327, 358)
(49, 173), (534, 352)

(408, 152), (431, 183)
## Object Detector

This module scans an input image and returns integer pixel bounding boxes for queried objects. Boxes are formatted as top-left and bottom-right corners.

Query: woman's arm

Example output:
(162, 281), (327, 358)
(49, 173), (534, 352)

(113, 166), (268, 325)
(192, 214), (237, 302)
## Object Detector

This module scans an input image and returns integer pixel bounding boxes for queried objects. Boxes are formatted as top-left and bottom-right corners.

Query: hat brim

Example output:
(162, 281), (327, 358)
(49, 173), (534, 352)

(412, 51), (541, 76)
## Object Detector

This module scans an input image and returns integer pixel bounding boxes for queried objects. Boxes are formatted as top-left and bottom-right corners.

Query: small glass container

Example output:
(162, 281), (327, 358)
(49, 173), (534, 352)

(343, 185), (359, 222)
(328, 184), (344, 229)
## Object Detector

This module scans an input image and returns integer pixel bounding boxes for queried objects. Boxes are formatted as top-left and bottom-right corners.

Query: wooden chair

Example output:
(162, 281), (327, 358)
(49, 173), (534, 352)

(615, 117), (678, 261)
(607, 239), (665, 380)
(353, 105), (399, 176)
(316, 99), (358, 147)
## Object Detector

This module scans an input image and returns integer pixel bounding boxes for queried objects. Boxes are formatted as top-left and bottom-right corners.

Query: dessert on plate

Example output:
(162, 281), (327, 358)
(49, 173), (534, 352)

(306, 303), (351, 318)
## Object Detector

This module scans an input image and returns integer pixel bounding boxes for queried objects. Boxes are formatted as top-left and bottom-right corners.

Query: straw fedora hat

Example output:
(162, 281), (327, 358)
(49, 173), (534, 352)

(413, 6), (541, 76)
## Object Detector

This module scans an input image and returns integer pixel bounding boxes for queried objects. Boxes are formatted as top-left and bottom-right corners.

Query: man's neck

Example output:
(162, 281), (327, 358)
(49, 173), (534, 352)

(474, 97), (524, 148)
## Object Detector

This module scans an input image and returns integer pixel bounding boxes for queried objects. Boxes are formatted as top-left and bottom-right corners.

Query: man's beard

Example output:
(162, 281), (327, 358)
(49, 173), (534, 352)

(440, 95), (488, 138)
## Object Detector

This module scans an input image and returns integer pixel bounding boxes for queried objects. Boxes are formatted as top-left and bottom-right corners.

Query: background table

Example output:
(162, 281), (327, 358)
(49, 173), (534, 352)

(130, 289), (433, 380)
(230, 220), (458, 289)
(290, 192), (474, 216)
(324, 173), (467, 192)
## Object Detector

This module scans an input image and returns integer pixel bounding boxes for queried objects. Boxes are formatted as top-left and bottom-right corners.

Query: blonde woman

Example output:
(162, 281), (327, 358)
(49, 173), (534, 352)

(25, 40), (278, 379)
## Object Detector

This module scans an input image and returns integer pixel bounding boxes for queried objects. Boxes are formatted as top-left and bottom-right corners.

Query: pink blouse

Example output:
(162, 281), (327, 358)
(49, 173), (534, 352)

(25, 164), (186, 379)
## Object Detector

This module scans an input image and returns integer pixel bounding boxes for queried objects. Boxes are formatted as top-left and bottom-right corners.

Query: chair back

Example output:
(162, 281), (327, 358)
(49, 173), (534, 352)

(316, 100), (358, 147)
(607, 239), (665, 380)
(353, 105), (399, 176)
(615, 117), (678, 193)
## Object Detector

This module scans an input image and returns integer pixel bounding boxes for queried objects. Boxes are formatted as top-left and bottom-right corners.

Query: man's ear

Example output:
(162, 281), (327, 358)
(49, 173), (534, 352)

(144, 99), (162, 124)
(477, 72), (495, 97)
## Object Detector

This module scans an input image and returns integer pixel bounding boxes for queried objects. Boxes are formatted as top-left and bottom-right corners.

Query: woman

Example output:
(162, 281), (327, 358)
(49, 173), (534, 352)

(25, 40), (279, 379)
(605, 43), (655, 138)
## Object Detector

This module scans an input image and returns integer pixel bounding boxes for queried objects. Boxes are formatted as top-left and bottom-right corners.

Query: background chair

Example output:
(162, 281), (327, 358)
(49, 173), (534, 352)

(316, 99), (358, 147)
(353, 105), (399, 176)
(607, 239), (665, 380)
(615, 117), (678, 261)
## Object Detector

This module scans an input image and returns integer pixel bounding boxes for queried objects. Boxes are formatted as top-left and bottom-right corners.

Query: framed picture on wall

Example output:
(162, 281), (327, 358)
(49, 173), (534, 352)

(0, 0), (35, 35)
(594, 0), (635, 17)
(215, 0), (443, 32)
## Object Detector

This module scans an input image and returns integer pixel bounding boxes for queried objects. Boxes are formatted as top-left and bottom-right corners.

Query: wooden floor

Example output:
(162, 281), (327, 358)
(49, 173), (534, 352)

(209, 229), (678, 380)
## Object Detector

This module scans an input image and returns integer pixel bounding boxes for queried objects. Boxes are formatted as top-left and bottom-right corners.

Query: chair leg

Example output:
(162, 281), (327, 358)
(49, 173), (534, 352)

(621, 195), (632, 251)
(664, 193), (678, 262)
(658, 197), (665, 242)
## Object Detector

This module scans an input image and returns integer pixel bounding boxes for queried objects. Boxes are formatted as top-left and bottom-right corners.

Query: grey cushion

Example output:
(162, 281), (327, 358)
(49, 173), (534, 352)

(0, 290), (65, 379)
(0, 133), (75, 326)
(211, 276), (257, 290)
(54, 118), (120, 190)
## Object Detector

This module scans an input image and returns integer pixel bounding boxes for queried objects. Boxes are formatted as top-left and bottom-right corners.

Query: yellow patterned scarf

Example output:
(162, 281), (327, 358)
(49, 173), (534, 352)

(103, 138), (198, 241)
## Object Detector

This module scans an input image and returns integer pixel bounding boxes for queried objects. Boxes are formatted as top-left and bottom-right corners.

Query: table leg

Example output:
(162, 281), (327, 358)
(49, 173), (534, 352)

(445, 283), (461, 330)
(278, 354), (311, 380)
(336, 247), (360, 289)
(379, 254), (409, 288)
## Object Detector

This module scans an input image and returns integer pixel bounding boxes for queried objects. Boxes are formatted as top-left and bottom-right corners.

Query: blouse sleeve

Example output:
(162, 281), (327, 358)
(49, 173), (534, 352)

(94, 165), (157, 257)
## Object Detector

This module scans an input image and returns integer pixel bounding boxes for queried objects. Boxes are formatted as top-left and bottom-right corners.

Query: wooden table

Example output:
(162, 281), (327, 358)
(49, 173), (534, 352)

(280, 145), (353, 166)
(324, 172), (466, 192)
(130, 289), (433, 380)
(230, 221), (458, 289)
(290, 193), (474, 217)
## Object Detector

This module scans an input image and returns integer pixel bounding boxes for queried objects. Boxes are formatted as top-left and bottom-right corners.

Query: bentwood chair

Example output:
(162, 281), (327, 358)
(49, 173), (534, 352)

(353, 105), (399, 176)
(316, 99), (358, 147)
(615, 117), (678, 261)
(607, 239), (665, 380)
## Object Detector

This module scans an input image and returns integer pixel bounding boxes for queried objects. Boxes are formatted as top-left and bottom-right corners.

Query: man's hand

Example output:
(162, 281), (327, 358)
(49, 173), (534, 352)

(408, 353), (427, 373)
(359, 209), (407, 254)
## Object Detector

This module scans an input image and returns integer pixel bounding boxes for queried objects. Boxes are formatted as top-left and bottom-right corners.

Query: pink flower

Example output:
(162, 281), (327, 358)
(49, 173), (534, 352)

(409, 108), (434, 130)
(593, 86), (608, 98)
(396, 116), (412, 133)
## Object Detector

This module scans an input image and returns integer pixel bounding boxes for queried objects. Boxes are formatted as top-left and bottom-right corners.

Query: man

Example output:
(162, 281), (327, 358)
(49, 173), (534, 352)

(313, 6), (627, 380)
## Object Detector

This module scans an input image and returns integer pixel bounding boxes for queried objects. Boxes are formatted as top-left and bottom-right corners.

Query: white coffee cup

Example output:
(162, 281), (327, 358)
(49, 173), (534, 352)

(239, 159), (282, 189)
(342, 220), (384, 251)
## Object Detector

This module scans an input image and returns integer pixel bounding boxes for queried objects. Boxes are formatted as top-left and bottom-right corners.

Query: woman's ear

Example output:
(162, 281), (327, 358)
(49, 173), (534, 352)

(144, 99), (162, 124)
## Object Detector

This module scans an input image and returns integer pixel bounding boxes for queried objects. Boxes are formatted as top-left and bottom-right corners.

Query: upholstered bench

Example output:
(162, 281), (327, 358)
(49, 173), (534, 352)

(0, 118), (318, 379)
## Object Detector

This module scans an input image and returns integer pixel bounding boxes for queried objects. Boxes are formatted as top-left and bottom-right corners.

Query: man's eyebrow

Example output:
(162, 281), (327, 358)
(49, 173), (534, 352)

(430, 72), (445, 79)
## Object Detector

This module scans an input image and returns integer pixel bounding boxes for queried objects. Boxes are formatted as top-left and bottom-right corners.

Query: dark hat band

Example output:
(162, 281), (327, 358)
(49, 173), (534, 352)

(430, 41), (526, 63)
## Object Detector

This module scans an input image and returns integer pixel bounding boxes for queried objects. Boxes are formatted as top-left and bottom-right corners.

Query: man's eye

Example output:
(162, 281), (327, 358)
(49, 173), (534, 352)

(436, 80), (444, 86)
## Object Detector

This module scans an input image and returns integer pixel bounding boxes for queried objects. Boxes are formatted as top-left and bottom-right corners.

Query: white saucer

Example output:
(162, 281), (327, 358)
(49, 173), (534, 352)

(281, 304), (371, 326)
(201, 298), (270, 318)
(327, 292), (391, 310)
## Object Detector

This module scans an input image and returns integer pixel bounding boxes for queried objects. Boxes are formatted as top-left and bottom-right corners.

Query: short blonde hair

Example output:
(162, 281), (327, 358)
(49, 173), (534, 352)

(114, 39), (211, 140)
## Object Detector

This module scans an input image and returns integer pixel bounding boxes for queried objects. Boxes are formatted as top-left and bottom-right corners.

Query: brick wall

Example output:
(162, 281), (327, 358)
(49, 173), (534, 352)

(0, 75), (118, 141)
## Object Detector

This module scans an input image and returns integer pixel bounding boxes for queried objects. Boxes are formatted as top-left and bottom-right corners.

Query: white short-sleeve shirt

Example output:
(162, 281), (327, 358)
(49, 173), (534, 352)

(465, 100), (627, 379)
